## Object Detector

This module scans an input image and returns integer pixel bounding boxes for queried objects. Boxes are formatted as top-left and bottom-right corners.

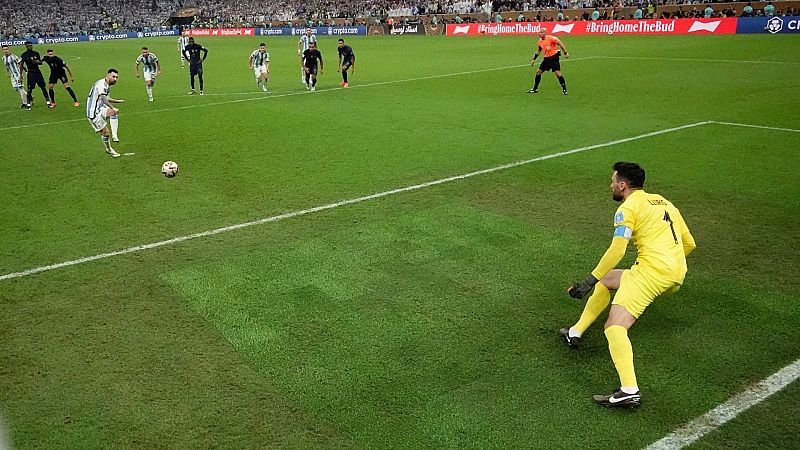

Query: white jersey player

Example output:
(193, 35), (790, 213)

(178, 35), (190, 68)
(296, 28), (316, 83)
(2, 45), (29, 109)
(86, 69), (125, 157)
(249, 43), (270, 92)
(135, 47), (161, 101)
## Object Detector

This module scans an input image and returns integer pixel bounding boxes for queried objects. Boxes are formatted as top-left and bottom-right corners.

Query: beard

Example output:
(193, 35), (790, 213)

(612, 193), (624, 202)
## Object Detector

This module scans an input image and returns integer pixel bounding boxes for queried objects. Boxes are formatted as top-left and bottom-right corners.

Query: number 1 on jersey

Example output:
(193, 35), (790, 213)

(663, 211), (678, 244)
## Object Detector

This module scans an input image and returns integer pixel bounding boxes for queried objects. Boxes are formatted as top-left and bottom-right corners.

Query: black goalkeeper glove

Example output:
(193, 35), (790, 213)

(532, 54), (539, 61)
(567, 274), (599, 300)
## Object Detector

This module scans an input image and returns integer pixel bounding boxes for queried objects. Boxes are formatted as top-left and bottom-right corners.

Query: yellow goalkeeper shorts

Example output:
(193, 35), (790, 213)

(612, 265), (680, 318)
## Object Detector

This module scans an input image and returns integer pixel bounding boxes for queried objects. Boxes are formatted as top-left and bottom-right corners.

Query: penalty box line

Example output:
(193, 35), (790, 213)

(645, 357), (800, 450)
(0, 120), (708, 282)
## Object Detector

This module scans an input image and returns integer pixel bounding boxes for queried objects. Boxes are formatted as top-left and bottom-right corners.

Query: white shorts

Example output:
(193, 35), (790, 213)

(143, 70), (156, 82)
(10, 76), (22, 89)
(88, 106), (110, 132)
(254, 65), (268, 79)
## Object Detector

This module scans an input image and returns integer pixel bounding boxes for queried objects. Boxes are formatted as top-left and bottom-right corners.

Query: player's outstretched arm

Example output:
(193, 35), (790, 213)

(66, 63), (74, 81)
(156, 61), (161, 75)
(201, 47), (208, 61)
(135, 62), (140, 78)
(675, 210), (696, 256)
(531, 50), (541, 65)
(558, 42), (570, 58)
(567, 236), (628, 299)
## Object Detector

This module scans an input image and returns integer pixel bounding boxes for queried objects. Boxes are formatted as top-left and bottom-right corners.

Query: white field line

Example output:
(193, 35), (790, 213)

(645, 357), (800, 450)
(708, 121), (800, 133)
(0, 120), (708, 282)
(599, 55), (800, 66)
(0, 58), (595, 133)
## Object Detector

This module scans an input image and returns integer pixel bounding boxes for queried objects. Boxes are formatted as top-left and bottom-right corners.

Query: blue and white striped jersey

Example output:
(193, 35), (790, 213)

(86, 78), (109, 119)
(3, 54), (21, 79)
(299, 34), (317, 51)
(250, 49), (270, 67)
(136, 53), (159, 72)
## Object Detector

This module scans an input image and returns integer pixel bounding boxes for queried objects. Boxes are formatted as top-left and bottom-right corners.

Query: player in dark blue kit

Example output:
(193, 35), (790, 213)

(302, 41), (323, 92)
(43, 49), (79, 107)
(19, 42), (52, 108)
(183, 37), (208, 95)
(337, 38), (355, 88)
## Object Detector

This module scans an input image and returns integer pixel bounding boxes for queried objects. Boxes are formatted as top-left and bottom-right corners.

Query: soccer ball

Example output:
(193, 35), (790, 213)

(161, 161), (178, 178)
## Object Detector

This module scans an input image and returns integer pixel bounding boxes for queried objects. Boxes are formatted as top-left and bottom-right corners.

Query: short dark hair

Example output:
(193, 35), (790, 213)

(142, 46), (148, 50)
(46, 49), (54, 52)
(108, 68), (118, 74)
(259, 42), (266, 46)
(1, 45), (9, 49)
(338, 38), (344, 42)
(613, 162), (645, 188)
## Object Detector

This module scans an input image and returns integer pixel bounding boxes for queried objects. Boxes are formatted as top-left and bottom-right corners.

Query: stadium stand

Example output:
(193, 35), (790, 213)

(1, 0), (797, 38)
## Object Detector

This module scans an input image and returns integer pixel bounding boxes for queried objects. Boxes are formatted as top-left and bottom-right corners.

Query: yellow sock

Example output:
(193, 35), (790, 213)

(573, 283), (611, 334)
(605, 325), (637, 388)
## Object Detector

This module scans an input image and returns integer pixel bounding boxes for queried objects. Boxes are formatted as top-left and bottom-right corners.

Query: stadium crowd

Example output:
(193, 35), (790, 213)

(0, 0), (179, 39)
(1, 0), (794, 39)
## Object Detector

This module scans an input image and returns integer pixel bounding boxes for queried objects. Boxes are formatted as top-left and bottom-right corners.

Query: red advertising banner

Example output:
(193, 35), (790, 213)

(446, 18), (737, 36)
(183, 28), (256, 36)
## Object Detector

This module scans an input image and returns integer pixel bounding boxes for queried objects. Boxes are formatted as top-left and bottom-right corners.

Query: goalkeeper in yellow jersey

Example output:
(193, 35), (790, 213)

(562, 162), (696, 408)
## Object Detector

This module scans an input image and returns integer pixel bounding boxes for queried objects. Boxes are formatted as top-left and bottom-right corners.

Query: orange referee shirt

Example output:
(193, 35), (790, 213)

(537, 35), (561, 57)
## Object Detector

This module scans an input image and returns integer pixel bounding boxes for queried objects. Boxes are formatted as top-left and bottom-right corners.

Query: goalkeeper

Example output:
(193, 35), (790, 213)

(562, 162), (696, 408)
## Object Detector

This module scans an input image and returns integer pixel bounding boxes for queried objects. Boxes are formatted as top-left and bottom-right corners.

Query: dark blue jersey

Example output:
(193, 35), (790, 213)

(183, 43), (208, 64)
(43, 55), (67, 76)
(302, 48), (323, 67)
(338, 45), (355, 62)
(20, 49), (43, 73)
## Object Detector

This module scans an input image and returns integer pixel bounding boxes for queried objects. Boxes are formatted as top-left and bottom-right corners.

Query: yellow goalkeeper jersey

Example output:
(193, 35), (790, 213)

(613, 190), (694, 283)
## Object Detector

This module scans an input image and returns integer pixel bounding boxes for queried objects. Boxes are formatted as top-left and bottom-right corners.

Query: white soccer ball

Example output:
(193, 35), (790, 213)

(161, 160), (178, 178)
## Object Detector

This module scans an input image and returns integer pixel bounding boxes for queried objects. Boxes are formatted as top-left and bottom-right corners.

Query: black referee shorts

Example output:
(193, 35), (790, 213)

(538, 52), (562, 72)
(189, 63), (203, 76)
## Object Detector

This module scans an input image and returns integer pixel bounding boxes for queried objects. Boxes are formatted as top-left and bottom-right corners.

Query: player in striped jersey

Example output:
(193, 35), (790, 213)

(297, 28), (316, 83)
(178, 35), (190, 69)
(2, 45), (29, 109)
(135, 47), (161, 102)
(86, 69), (125, 157)
(248, 43), (270, 92)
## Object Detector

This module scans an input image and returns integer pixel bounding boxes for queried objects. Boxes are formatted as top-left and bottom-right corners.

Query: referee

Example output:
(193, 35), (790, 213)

(527, 28), (570, 95)
(20, 41), (52, 108)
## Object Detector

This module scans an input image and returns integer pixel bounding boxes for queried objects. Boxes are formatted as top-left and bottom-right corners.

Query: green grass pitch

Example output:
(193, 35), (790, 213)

(0, 34), (799, 448)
